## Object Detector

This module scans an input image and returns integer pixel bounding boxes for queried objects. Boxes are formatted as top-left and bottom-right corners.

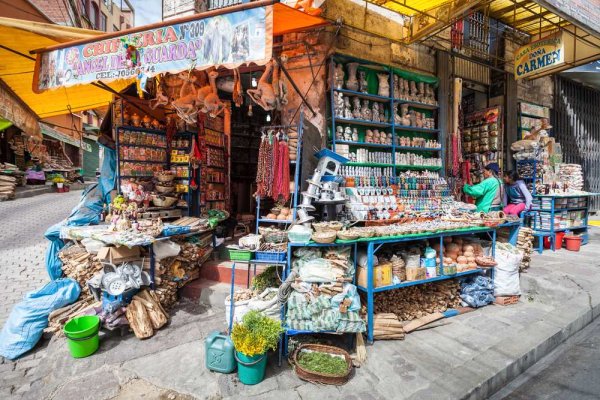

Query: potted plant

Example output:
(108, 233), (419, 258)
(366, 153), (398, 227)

(52, 176), (66, 191)
(230, 310), (283, 385)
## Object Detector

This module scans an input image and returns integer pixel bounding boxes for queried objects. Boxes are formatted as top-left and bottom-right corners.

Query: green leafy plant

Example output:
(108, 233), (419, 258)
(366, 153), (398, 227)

(231, 310), (283, 357)
(297, 351), (348, 375)
(251, 266), (282, 293)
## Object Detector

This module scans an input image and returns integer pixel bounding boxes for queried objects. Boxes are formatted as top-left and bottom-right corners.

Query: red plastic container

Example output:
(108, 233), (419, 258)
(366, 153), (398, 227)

(555, 231), (566, 250)
(564, 235), (582, 252)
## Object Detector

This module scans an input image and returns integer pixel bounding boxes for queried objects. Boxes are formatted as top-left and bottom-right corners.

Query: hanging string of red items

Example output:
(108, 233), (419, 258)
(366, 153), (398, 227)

(255, 129), (290, 202)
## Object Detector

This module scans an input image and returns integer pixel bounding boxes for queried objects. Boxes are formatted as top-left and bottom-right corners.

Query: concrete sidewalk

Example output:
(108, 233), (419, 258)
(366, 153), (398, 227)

(6, 228), (600, 400)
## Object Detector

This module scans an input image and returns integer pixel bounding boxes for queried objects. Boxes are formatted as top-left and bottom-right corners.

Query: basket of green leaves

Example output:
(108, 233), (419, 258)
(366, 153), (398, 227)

(292, 344), (352, 385)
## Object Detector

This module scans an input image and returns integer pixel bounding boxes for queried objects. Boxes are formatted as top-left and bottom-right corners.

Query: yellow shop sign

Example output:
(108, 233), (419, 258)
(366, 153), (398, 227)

(514, 33), (564, 80)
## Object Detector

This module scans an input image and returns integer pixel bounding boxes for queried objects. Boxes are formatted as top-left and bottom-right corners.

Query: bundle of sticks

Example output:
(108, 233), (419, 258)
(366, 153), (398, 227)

(45, 300), (99, 335)
(154, 280), (178, 309)
(373, 313), (405, 340)
(517, 227), (534, 271)
(58, 245), (104, 303)
(371, 280), (461, 321)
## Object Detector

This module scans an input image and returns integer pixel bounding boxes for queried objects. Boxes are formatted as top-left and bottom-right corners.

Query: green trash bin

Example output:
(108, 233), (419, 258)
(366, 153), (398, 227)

(63, 315), (100, 358)
(235, 351), (267, 385)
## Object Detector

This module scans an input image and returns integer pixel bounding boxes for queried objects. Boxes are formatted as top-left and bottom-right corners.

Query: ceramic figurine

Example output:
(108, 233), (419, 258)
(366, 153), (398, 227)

(415, 112), (424, 128)
(372, 103), (380, 123)
(394, 104), (402, 125)
(403, 79), (410, 99)
(377, 73), (390, 97)
(345, 62), (359, 91)
(380, 108), (386, 123)
(352, 97), (362, 119)
(393, 75), (400, 98)
(409, 81), (418, 101)
(408, 110), (417, 127)
(417, 82), (425, 102)
(336, 126), (344, 140)
(142, 114), (152, 128)
(344, 126), (352, 141)
(343, 97), (353, 119)
(334, 92), (344, 116)
(399, 104), (410, 126)
(360, 99), (371, 121)
(358, 70), (368, 93)
(352, 128), (359, 142)
(334, 63), (345, 89)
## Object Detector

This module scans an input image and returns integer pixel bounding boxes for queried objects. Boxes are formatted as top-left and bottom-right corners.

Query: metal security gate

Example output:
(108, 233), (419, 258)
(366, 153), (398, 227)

(553, 76), (600, 211)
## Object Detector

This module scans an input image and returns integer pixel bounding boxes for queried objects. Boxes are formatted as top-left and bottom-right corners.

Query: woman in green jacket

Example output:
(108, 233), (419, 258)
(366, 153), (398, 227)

(463, 163), (503, 212)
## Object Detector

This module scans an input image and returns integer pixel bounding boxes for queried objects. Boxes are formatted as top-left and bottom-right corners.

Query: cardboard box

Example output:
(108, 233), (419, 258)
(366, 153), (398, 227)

(97, 246), (141, 264)
(357, 262), (393, 288)
(406, 267), (426, 281)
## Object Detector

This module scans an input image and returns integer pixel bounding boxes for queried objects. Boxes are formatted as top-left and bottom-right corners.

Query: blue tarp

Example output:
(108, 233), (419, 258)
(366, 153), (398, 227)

(0, 145), (116, 359)
(44, 145), (116, 280)
(0, 279), (81, 360)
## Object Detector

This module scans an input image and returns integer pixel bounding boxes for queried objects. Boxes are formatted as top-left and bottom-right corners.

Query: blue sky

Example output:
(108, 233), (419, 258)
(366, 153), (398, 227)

(130, 0), (162, 26)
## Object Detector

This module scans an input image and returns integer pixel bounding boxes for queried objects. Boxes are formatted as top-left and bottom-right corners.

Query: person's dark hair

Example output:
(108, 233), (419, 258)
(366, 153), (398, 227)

(503, 170), (520, 182)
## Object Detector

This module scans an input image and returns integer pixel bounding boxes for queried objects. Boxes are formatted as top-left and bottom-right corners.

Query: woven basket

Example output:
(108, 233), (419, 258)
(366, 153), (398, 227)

(312, 231), (337, 244)
(155, 184), (174, 194)
(337, 230), (360, 241)
(258, 227), (288, 243)
(156, 174), (176, 183)
(292, 344), (352, 385)
(152, 196), (177, 207)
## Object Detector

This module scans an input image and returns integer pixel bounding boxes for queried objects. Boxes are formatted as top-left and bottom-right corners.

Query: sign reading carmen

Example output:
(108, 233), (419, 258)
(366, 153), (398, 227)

(514, 33), (564, 80)
(34, 6), (272, 92)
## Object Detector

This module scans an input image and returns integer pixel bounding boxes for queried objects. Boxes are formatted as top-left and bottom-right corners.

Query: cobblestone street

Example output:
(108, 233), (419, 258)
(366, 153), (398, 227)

(0, 191), (83, 326)
(0, 191), (82, 397)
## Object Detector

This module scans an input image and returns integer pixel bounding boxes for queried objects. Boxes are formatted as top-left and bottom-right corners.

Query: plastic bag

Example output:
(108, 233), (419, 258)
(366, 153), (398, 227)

(357, 251), (378, 268)
(81, 238), (105, 254)
(330, 284), (361, 312)
(298, 259), (337, 282)
(153, 240), (181, 261)
(0, 279), (81, 360)
(494, 246), (522, 296)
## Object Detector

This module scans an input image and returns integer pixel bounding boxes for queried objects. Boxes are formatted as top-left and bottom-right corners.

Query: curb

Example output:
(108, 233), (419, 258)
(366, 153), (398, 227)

(409, 286), (600, 400)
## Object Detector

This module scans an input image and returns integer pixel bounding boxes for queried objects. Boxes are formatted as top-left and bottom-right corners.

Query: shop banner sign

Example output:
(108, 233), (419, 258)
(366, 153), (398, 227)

(514, 33), (564, 80)
(34, 6), (273, 92)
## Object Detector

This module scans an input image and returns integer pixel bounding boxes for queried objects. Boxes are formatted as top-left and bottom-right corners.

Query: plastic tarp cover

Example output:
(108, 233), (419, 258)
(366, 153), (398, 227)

(0, 279), (80, 360)
(44, 145), (115, 280)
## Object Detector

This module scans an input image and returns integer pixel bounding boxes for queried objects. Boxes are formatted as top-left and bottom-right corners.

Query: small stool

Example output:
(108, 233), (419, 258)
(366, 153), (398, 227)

(532, 232), (552, 254)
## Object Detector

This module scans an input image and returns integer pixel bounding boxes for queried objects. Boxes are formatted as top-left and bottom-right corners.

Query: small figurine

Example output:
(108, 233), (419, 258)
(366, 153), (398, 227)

(408, 110), (417, 127)
(417, 82), (425, 102)
(344, 126), (352, 141)
(343, 97), (353, 119)
(352, 97), (362, 119)
(334, 63), (345, 89)
(409, 81), (418, 100)
(393, 75), (400, 99)
(372, 102), (380, 123)
(360, 99), (371, 121)
(334, 92), (344, 116)
(351, 128), (359, 142)
(415, 112), (424, 128)
(399, 104), (410, 126)
(377, 73), (390, 97)
(336, 126), (344, 140)
(358, 70), (368, 93)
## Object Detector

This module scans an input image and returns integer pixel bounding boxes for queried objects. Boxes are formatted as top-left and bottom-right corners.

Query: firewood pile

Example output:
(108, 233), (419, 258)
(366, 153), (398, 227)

(126, 290), (169, 339)
(58, 245), (104, 303)
(373, 313), (405, 340)
(155, 280), (178, 309)
(370, 280), (461, 321)
(45, 300), (99, 335)
(0, 173), (17, 201)
(517, 227), (534, 271)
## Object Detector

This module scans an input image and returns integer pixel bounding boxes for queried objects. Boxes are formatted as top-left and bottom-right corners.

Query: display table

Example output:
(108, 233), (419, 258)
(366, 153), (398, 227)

(277, 222), (520, 348)
(530, 194), (595, 252)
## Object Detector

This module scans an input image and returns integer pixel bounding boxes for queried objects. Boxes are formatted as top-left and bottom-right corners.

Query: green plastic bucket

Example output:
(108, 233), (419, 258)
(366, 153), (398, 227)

(63, 315), (100, 358)
(235, 351), (267, 385)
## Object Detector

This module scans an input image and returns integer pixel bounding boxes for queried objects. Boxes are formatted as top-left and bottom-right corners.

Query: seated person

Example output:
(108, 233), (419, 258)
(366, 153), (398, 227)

(25, 158), (45, 185)
(463, 163), (503, 212)
(502, 170), (533, 216)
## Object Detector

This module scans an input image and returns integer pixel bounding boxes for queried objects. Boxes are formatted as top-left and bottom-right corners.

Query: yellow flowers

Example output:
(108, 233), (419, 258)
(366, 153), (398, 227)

(231, 311), (283, 357)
